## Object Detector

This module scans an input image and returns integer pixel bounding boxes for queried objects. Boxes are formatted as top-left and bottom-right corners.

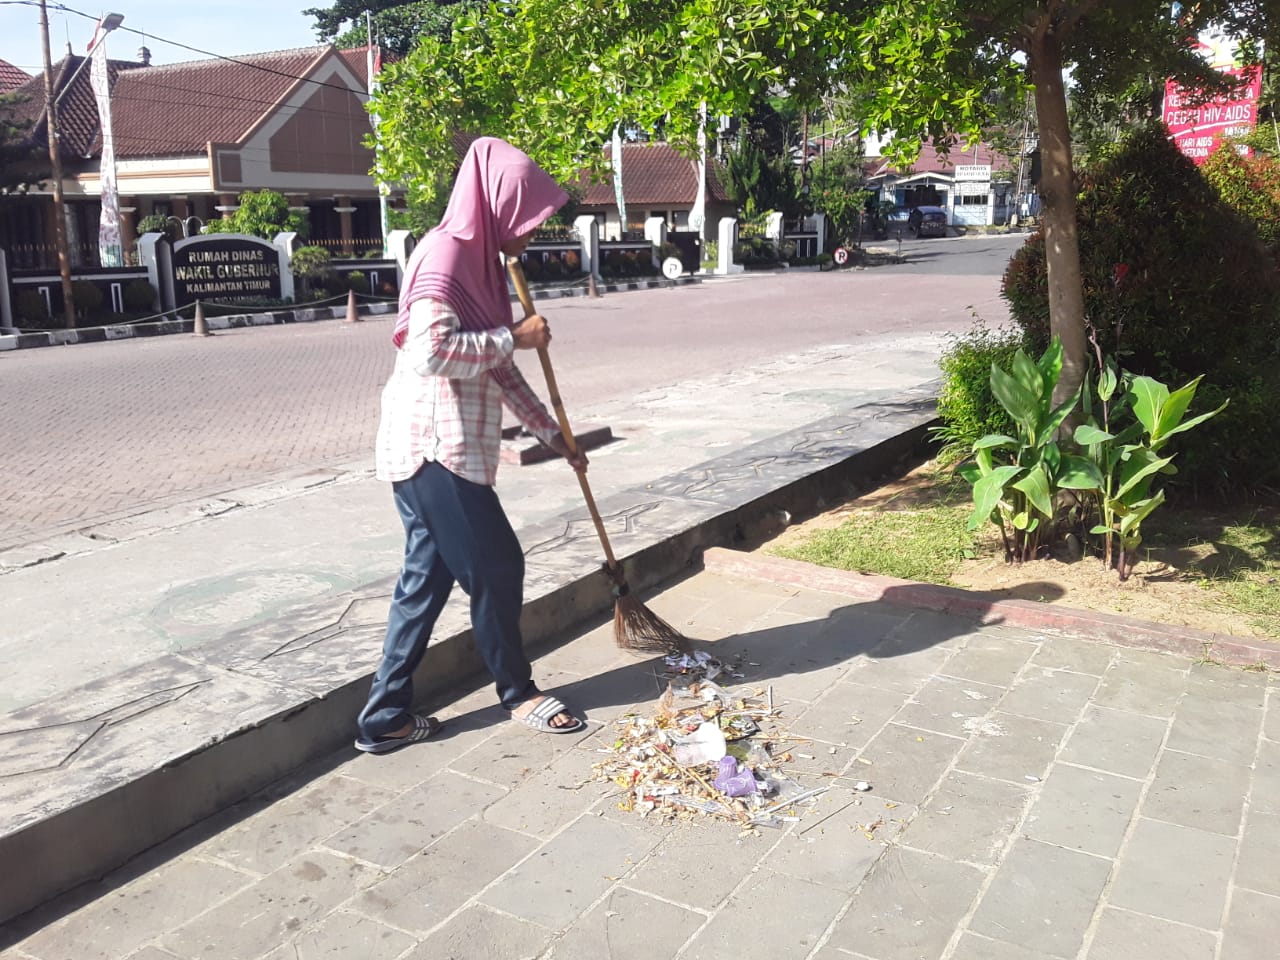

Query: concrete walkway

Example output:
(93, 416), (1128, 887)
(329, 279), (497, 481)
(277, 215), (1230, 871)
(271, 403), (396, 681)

(2, 550), (1275, 960)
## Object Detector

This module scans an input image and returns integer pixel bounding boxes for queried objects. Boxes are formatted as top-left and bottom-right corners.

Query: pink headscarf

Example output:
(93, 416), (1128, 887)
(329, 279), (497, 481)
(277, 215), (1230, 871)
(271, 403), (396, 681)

(393, 137), (568, 346)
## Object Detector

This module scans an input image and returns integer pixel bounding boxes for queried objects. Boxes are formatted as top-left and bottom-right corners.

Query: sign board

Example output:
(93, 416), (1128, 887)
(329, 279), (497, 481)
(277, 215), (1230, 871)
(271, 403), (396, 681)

(1163, 33), (1263, 164)
(953, 164), (992, 181)
(171, 234), (284, 304)
(832, 247), (849, 266)
(661, 256), (683, 280)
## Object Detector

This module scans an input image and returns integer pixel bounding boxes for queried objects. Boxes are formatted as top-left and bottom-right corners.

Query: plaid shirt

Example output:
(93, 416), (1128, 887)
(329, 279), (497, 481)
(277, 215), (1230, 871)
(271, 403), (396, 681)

(376, 297), (560, 485)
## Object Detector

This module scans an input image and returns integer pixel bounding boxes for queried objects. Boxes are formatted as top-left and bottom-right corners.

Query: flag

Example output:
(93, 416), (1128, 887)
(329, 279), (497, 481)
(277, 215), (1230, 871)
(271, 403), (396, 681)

(365, 39), (390, 256)
(612, 124), (626, 237)
(690, 102), (707, 239)
(88, 21), (122, 266)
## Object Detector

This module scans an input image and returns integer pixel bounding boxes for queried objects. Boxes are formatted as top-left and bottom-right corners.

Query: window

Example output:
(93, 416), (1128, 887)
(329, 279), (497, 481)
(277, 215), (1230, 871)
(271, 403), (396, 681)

(958, 193), (987, 206)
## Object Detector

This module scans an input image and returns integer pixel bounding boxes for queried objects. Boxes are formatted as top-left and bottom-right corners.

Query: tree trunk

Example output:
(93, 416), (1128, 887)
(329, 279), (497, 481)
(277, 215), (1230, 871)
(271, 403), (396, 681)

(1027, 23), (1087, 403)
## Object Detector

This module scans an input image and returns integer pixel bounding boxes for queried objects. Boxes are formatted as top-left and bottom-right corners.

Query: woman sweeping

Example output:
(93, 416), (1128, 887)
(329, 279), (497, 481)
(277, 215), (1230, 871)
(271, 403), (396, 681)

(355, 137), (588, 754)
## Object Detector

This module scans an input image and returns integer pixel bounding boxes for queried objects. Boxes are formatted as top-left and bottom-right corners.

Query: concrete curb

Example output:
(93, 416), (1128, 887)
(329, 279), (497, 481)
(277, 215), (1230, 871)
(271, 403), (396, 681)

(0, 277), (701, 352)
(0, 403), (931, 923)
(700, 548), (1280, 670)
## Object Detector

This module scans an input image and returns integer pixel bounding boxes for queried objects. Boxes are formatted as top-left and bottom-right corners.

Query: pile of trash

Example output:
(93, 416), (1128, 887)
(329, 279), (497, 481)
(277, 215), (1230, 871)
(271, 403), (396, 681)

(591, 652), (834, 828)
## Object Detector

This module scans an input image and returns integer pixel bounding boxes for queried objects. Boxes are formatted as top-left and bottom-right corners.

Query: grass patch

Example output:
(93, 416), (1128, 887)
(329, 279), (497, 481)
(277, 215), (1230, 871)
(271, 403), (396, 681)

(772, 503), (976, 584)
(771, 457), (1280, 639)
(1179, 518), (1280, 636)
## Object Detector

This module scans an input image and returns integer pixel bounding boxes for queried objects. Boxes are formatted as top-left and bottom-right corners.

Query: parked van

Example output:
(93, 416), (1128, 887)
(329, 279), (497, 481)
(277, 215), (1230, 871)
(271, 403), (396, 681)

(907, 206), (948, 238)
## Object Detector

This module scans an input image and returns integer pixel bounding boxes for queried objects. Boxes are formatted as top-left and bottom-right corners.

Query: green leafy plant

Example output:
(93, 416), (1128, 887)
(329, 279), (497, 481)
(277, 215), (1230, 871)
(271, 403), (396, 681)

(932, 319), (1024, 464)
(204, 190), (308, 240)
(958, 337), (1102, 563)
(1074, 367), (1227, 580)
(13, 289), (50, 327)
(136, 213), (181, 243)
(71, 280), (104, 318)
(122, 279), (157, 312)
(1003, 123), (1280, 492)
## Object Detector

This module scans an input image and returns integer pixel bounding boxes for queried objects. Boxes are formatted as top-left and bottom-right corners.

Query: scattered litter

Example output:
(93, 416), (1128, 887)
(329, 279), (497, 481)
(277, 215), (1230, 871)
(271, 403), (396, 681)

(592, 674), (831, 826)
(1024, 775), (1042, 783)
(713, 756), (760, 797)
(671, 721), (727, 766)
(853, 780), (873, 792)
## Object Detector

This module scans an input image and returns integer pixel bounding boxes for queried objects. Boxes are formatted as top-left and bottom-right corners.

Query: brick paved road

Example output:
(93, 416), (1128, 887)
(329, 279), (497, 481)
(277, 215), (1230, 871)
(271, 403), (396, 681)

(0, 239), (1021, 550)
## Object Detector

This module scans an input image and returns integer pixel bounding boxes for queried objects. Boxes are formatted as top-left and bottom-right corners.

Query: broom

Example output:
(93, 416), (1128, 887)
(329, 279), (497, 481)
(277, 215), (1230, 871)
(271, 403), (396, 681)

(506, 256), (693, 656)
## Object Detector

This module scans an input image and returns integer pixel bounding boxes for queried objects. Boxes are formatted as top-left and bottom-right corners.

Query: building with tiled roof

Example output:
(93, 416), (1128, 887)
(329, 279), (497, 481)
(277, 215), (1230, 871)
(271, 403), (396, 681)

(0, 59), (31, 93)
(1, 43), (396, 268)
(864, 140), (1017, 227)
(576, 141), (736, 241)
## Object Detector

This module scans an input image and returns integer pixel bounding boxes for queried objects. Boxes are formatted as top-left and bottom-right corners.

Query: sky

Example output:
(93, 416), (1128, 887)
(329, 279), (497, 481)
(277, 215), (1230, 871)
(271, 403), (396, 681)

(0, 0), (329, 75)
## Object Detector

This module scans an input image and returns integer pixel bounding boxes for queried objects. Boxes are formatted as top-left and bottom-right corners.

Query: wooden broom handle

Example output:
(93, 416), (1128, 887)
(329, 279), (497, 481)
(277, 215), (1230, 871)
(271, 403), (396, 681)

(506, 257), (619, 570)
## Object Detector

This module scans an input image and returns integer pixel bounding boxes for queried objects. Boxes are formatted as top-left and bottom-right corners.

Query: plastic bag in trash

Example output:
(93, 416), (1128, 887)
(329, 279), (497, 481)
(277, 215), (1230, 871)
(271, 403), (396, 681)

(713, 756), (760, 797)
(671, 721), (728, 766)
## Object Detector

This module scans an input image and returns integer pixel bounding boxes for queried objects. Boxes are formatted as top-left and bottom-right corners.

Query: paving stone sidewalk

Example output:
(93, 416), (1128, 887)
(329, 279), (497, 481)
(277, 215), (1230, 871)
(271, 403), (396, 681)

(3, 559), (1277, 960)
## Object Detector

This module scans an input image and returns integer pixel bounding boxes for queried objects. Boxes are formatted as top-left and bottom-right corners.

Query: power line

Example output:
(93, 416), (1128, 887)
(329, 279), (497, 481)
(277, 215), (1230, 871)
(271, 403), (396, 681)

(12, 0), (371, 98)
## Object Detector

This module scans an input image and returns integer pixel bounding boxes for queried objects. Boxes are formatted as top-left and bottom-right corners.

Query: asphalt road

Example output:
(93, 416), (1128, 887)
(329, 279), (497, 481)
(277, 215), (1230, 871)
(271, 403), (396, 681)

(0, 234), (1025, 550)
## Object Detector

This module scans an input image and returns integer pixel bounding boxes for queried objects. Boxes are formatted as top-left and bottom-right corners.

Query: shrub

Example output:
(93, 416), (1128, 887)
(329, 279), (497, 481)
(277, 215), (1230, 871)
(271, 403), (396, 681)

(1002, 120), (1280, 492)
(1200, 142), (1280, 256)
(563, 249), (581, 273)
(136, 213), (180, 242)
(71, 280), (104, 317)
(290, 245), (332, 290)
(14, 289), (51, 327)
(122, 279), (157, 312)
(345, 270), (370, 294)
(933, 320), (1026, 463)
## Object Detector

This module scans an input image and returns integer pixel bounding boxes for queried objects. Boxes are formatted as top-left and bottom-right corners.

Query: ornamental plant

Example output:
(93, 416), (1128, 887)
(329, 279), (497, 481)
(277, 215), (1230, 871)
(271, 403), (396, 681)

(958, 337), (1102, 563)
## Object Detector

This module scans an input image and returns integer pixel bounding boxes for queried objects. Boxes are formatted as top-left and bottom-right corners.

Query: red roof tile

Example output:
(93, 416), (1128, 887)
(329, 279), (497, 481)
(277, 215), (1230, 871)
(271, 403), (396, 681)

(867, 141), (1014, 178)
(3, 45), (372, 160)
(0, 59), (30, 93)
(580, 141), (731, 206)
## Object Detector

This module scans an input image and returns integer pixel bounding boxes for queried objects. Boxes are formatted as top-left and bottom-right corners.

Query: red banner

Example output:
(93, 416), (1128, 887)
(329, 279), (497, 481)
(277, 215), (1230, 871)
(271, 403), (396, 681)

(1164, 64), (1263, 165)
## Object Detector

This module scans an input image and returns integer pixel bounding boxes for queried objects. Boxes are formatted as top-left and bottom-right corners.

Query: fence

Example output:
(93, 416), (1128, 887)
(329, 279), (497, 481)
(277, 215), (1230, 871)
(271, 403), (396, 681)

(294, 236), (386, 257)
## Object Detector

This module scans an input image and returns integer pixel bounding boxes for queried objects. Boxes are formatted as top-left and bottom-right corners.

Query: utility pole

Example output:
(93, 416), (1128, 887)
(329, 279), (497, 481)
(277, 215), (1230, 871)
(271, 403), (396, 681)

(38, 0), (77, 328)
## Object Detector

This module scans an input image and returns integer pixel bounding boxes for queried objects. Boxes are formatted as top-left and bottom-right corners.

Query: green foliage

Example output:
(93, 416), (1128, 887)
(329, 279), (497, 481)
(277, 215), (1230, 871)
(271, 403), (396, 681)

(932, 321), (1026, 464)
(290, 245), (333, 282)
(122, 279), (157, 312)
(136, 213), (181, 242)
(369, 1), (851, 209)
(724, 137), (800, 219)
(0, 90), (45, 195)
(774, 501), (977, 585)
(1074, 364), (1227, 580)
(345, 270), (371, 294)
(1201, 142), (1280, 255)
(71, 280), (104, 317)
(957, 337), (1100, 563)
(307, 0), (480, 57)
(1002, 121), (1280, 492)
(13, 289), (50, 327)
(203, 190), (307, 240)
(814, 185), (872, 248)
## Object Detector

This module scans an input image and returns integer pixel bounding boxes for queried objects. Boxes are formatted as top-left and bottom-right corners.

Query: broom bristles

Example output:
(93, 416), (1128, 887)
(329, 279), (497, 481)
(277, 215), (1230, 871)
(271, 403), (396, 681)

(613, 593), (694, 655)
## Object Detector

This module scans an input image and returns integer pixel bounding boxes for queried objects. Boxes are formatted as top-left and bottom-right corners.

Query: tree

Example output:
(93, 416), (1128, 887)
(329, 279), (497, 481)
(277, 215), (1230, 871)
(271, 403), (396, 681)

(305, 0), (479, 57)
(847, 1), (1278, 401)
(0, 91), (48, 197)
(203, 190), (308, 239)
(368, 1), (847, 209)
(369, 0), (1278, 403)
